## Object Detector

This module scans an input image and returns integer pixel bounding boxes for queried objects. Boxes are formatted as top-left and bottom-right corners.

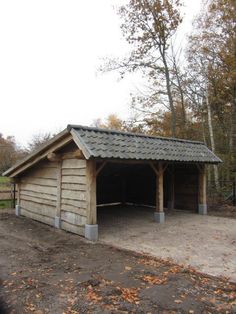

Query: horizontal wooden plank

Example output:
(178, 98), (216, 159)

(20, 183), (57, 196)
(21, 177), (57, 187)
(61, 211), (86, 226)
(62, 168), (86, 176)
(60, 204), (86, 216)
(61, 183), (86, 191)
(61, 220), (84, 236)
(62, 159), (86, 169)
(61, 175), (86, 185)
(24, 167), (58, 179)
(61, 198), (87, 209)
(20, 189), (57, 201)
(21, 208), (54, 226)
(61, 190), (86, 201)
(20, 193), (56, 207)
(20, 200), (55, 218)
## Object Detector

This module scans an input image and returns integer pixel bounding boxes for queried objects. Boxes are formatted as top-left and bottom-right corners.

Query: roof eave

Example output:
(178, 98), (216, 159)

(3, 128), (71, 177)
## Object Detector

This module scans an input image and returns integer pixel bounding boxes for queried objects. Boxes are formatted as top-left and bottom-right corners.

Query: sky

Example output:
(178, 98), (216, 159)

(0, 0), (202, 147)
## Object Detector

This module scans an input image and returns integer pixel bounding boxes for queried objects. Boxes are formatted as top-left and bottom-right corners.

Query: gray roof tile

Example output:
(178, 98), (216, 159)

(69, 125), (221, 164)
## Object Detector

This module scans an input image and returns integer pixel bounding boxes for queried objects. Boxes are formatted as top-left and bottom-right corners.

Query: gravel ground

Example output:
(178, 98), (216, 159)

(98, 206), (236, 282)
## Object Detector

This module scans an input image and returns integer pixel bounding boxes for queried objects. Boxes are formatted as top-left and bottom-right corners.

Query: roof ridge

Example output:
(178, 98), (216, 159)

(67, 124), (204, 145)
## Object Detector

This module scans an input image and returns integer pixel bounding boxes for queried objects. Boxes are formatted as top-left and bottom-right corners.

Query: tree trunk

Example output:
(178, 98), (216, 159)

(163, 55), (176, 137)
(206, 92), (219, 189)
(229, 85), (236, 178)
(173, 59), (187, 135)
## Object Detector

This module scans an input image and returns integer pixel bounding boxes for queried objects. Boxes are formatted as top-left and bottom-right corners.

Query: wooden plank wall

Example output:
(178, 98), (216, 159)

(60, 158), (87, 236)
(20, 160), (58, 226)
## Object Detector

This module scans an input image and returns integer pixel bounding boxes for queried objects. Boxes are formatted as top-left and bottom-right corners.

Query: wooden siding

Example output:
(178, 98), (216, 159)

(60, 158), (87, 235)
(19, 160), (57, 226)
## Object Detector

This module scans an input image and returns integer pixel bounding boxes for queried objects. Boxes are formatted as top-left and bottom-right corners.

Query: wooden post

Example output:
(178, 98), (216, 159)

(168, 165), (175, 210)
(85, 160), (98, 241)
(198, 164), (207, 214)
(154, 162), (165, 223)
(55, 160), (62, 228)
(15, 179), (21, 216)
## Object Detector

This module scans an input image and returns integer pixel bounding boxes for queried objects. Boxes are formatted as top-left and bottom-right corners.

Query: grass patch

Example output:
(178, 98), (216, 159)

(0, 199), (12, 209)
(0, 176), (9, 183)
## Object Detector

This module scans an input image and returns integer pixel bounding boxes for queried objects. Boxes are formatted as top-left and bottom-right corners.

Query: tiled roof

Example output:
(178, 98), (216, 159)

(69, 125), (221, 164)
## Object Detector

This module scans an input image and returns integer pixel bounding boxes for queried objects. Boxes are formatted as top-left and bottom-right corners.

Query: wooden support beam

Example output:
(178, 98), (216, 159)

(61, 150), (84, 160)
(56, 161), (62, 218)
(150, 161), (168, 176)
(149, 162), (159, 176)
(47, 152), (61, 162)
(96, 161), (107, 177)
(156, 162), (164, 212)
(86, 160), (97, 225)
(8, 134), (72, 177)
(198, 164), (207, 206)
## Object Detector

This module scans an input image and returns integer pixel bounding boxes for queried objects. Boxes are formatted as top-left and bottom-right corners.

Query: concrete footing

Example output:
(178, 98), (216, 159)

(154, 212), (165, 223)
(198, 204), (207, 215)
(85, 224), (98, 241)
(15, 205), (21, 216)
(54, 216), (61, 228)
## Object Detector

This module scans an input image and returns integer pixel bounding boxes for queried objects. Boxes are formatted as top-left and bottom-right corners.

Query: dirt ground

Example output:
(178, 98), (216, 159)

(0, 210), (236, 314)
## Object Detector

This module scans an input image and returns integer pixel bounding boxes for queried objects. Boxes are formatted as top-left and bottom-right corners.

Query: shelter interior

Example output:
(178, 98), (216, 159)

(96, 162), (199, 218)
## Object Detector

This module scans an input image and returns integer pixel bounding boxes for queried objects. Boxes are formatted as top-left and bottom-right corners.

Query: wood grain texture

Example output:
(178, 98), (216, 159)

(21, 208), (54, 226)
(86, 160), (97, 224)
(61, 220), (84, 236)
(20, 189), (57, 201)
(60, 204), (86, 216)
(61, 183), (86, 191)
(62, 159), (86, 169)
(61, 190), (86, 201)
(62, 168), (86, 176)
(20, 183), (57, 196)
(156, 162), (164, 212)
(198, 164), (207, 205)
(61, 211), (86, 225)
(21, 177), (57, 187)
(20, 200), (55, 217)
(61, 175), (86, 185)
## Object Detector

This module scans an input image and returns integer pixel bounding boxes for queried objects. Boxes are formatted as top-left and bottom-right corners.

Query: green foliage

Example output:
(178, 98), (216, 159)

(0, 199), (12, 209)
(0, 176), (9, 183)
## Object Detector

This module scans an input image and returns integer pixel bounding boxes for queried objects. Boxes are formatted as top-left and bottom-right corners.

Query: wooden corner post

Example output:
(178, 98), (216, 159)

(198, 164), (207, 215)
(85, 160), (98, 241)
(55, 160), (62, 228)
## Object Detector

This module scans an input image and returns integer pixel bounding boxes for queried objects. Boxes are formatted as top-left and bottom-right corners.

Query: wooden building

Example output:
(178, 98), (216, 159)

(3, 125), (221, 241)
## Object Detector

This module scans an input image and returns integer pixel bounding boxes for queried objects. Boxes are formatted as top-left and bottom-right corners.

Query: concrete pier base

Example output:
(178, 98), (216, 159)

(198, 204), (207, 215)
(154, 212), (165, 223)
(54, 216), (61, 228)
(85, 224), (98, 241)
(15, 205), (21, 216)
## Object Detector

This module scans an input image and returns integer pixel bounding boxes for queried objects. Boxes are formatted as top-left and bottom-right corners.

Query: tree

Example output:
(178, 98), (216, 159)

(102, 0), (183, 137)
(27, 133), (53, 153)
(93, 114), (126, 131)
(0, 134), (26, 174)
(186, 0), (236, 183)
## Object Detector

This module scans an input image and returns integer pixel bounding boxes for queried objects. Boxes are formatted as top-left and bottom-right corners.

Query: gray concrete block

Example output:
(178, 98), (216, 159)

(15, 205), (21, 216)
(154, 212), (165, 223)
(85, 224), (98, 241)
(198, 204), (207, 215)
(54, 216), (61, 228)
